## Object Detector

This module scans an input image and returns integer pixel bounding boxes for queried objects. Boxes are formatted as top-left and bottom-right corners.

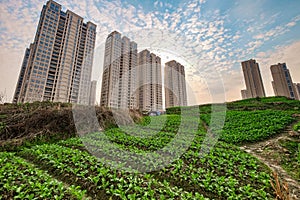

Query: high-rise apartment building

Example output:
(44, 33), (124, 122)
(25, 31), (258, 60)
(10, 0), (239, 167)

(89, 80), (97, 105)
(241, 59), (266, 99)
(13, 47), (32, 103)
(294, 83), (300, 100)
(138, 49), (163, 111)
(164, 60), (187, 108)
(271, 63), (297, 99)
(241, 89), (248, 100)
(13, 0), (96, 104)
(100, 31), (137, 109)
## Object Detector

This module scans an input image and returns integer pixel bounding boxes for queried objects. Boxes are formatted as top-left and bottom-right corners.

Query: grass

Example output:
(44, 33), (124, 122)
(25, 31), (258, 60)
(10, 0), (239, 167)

(0, 122), (5, 133)
(293, 121), (300, 132)
(279, 140), (300, 180)
(0, 114), (7, 119)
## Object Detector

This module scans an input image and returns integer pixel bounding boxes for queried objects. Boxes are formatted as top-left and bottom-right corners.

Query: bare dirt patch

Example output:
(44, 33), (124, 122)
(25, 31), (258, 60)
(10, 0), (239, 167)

(240, 115), (300, 200)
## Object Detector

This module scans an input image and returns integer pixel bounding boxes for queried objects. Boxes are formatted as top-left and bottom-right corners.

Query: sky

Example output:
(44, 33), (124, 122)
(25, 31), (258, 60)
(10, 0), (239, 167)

(0, 0), (300, 105)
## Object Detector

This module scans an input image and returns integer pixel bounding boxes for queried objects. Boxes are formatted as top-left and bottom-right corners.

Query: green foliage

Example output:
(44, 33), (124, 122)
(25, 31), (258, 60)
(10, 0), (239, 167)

(166, 106), (182, 115)
(201, 110), (294, 144)
(0, 114), (7, 119)
(279, 140), (300, 180)
(52, 115), (274, 199)
(166, 96), (300, 115)
(3, 109), (274, 199)
(3, 97), (297, 199)
(18, 144), (202, 199)
(0, 152), (87, 199)
(231, 96), (295, 104)
(227, 96), (300, 111)
(0, 122), (5, 133)
(293, 121), (300, 131)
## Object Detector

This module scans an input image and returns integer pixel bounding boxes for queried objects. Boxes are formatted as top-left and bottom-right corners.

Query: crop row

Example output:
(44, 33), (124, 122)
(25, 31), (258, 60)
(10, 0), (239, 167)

(56, 128), (274, 199)
(165, 143), (273, 199)
(201, 110), (295, 144)
(18, 144), (206, 199)
(0, 152), (87, 200)
(75, 114), (200, 153)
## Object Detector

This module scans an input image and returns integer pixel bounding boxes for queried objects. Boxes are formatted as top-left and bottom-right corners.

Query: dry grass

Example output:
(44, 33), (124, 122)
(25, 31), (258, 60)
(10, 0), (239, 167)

(270, 171), (290, 200)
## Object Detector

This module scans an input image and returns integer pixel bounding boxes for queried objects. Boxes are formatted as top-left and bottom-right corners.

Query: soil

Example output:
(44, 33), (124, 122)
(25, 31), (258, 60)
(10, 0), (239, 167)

(240, 115), (300, 200)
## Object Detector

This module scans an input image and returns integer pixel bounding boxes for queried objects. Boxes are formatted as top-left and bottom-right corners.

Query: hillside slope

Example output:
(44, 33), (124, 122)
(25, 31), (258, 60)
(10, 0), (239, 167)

(1, 97), (299, 199)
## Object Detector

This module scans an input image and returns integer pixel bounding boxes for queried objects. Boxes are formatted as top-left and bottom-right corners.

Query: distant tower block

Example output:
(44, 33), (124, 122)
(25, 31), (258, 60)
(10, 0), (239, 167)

(100, 31), (138, 109)
(241, 59), (266, 99)
(137, 49), (163, 112)
(271, 63), (297, 99)
(293, 83), (300, 100)
(89, 81), (97, 105)
(165, 60), (187, 108)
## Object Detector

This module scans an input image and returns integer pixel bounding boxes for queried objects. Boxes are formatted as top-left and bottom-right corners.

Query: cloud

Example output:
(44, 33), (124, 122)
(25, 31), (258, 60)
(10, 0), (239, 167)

(1, 0), (300, 105)
(287, 21), (296, 27)
(255, 40), (300, 96)
(251, 16), (300, 46)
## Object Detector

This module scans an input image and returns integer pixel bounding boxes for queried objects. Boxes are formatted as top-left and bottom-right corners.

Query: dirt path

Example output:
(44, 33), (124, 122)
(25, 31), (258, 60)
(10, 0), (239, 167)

(240, 118), (300, 200)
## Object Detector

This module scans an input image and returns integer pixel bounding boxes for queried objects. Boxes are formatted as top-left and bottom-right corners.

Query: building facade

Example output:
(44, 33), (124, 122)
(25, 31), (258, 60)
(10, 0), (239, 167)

(241, 59), (266, 99)
(294, 83), (300, 100)
(13, 47), (31, 103)
(100, 31), (138, 109)
(89, 80), (97, 105)
(164, 60), (187, 108)
(271, 63), (297, 99)
(13, 0), (96, 104)
(137, 49), (163, 111)
(241, 89), (248, 100)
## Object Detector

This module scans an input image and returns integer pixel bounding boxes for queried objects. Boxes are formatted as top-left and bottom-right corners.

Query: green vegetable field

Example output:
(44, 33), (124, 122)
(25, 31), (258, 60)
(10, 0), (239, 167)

(201, 110), (294, 144)
(0, 97), (299, 199)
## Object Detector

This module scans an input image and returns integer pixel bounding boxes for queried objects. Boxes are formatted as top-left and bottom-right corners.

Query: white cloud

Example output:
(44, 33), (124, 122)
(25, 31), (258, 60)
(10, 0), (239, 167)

(1, 0), (299, 105)
(255, 40), (300, 96)
(252, 16), (299, 43)
(286, 21), (296, 27)
(247, 40), (263, 51)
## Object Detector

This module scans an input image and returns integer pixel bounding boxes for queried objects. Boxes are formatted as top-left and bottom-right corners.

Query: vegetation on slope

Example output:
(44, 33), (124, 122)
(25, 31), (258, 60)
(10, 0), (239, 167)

(0, 152), (87, 199)
(200, 110), (295, 144)
(0, 101), (142, 150)
(0, 96), (299, 199)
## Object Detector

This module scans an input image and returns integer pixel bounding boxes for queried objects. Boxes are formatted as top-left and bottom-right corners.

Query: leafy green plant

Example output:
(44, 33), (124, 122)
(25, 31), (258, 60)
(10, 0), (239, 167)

(19, 144), (200, 199)
(0, 152), (87, 199)
(3, 99), (290, 199)
(201, 110), (294, 144)
(293, 121), (300, 132)
(0, 122), (5, 132)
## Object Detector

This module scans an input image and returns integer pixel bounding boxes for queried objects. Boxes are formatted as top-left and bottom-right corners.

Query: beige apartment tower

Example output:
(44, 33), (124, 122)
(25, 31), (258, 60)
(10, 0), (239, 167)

(165, 60), (187, 108)
(294, 83), (300, 100)
(241, 59), (266, 99)
(138, 49), (163, 111)
(13, 0), (96, 104)
(100, 31), (138, 109)
(271, 63), (297, 99)
(89, 80), (97, 105)
(13, 47), (31, 103)
(241, 90), (248, 100)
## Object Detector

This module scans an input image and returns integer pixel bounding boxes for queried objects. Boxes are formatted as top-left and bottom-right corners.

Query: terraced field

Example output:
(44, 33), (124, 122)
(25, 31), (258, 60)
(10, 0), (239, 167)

(1, 97), (300, 199)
